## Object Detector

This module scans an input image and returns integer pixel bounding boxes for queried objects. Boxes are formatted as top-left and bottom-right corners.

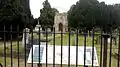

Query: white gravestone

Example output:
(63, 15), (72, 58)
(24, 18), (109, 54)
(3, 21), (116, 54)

(27, 45), (99, 66)
(47, 28), (51, 32)
(22, 28), (30, 46)
(108, 38), (110, 43)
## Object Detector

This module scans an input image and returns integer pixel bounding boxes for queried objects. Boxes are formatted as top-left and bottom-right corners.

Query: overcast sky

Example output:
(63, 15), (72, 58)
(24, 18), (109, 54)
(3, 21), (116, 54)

(30, 0), (120, 18)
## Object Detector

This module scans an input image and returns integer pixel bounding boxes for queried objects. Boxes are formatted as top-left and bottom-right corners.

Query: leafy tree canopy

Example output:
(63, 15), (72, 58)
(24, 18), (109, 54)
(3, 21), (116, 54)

(68, 0), (120, 33)
(39, 0), (58, 29)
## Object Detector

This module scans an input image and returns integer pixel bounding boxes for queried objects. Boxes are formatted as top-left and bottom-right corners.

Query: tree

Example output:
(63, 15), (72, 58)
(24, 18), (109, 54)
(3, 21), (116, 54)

(68, 1), (120, 67)
(0, 0), (34, 40)
(68, 0), (99, 32)
(39, 0), (58, 30)
(68, 0), (120, 33)
(94, 3), (120, 33)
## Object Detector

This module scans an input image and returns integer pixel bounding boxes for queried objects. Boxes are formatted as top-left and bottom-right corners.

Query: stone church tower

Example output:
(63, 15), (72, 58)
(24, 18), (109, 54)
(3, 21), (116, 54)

(54, 12), (68, 33)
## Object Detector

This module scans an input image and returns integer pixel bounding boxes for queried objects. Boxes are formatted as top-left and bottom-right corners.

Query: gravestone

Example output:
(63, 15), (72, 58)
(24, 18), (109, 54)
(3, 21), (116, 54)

(47, 28), (51, 32)
(22, 28), (30, 46)
(71, 31), (76, 46)
(47, 28), (52, 36)
(108, 38), (110, 43)
(27, 45), (99, 67)
(74, 34), (76, 46)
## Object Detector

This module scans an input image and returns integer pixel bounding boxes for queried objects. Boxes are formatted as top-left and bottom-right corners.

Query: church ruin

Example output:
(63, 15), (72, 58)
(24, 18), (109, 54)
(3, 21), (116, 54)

(54, 12), (68, 33)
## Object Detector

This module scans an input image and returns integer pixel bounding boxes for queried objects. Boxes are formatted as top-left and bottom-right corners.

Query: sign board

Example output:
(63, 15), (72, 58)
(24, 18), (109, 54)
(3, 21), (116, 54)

(27, 45), (99, 66)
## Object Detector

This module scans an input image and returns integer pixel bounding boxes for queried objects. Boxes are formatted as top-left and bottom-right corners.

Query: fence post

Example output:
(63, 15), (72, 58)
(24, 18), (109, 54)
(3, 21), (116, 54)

(118, 28), (120, 67)
(102, 34), (109, 67)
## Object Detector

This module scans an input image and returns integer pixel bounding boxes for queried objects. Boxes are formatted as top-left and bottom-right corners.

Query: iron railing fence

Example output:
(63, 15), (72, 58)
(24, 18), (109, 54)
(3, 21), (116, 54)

(0, 26), (120, 67)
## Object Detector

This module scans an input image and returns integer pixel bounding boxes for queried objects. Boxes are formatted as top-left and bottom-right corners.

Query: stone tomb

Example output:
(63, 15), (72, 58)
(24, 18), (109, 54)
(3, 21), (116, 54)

(27, 45), (99, 67)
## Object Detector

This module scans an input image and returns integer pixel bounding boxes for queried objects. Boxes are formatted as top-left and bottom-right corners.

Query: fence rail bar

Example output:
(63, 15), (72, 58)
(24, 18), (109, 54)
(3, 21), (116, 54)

(17, 25), (20, 67)
(76, 29), (78, 67)
(92, 28), (95, 67)
(4, 25), (6, 67)
(46, 28), (48, 67)
(103, 35), (108, 67)
(31, 29), (33, 67)
(109, 28), (112, 67)
(100, 28), (103, 67)
(24, 27), (27, 67)
(118, 29), (120, 67)
(61, 31), (63, 67)
(53, 28), (55, 67)
(38, 27), (41, 67)
(1, 30), (120, 36)
(84, 28), (87, 67)
(68, 28), (71, 67)
(10, 25), (13, 67)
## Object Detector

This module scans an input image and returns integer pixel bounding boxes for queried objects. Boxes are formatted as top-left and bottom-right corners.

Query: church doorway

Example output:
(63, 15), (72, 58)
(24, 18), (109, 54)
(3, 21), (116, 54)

(59, 23), (63, 32)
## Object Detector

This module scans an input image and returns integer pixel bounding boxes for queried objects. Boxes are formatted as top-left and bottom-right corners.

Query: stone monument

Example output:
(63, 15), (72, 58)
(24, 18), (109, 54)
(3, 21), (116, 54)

(22, 28), (30, 46)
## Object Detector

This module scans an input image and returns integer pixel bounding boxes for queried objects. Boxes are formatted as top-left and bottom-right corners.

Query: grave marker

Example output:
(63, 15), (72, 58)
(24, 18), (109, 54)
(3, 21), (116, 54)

(22, 28), (30, 46)
(27, 45), (99, 66)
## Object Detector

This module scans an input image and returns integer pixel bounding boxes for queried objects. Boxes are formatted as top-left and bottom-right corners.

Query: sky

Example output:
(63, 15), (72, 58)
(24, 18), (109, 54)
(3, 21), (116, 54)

(30, 0), (120, 18)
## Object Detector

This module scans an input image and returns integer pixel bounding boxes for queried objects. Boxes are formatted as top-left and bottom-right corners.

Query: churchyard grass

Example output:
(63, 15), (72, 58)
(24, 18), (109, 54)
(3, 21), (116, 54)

(49, 34), (94, 46)
(0, 41), (25, 67)
(0, 41), (38, 67)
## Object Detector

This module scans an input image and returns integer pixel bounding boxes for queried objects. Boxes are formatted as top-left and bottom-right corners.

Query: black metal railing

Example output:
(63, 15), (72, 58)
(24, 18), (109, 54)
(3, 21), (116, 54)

(0, 26), (120, 67)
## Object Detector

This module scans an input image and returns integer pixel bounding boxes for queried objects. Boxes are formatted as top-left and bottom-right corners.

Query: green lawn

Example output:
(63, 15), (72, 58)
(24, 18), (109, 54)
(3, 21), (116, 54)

(0, 42), (25, 67)
(0, 34), (119, 67)
(49, 34), (93, 46)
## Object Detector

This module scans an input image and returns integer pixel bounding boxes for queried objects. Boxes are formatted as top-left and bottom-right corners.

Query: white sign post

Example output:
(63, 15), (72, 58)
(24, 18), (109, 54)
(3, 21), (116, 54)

(27, 45), (99, 67)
